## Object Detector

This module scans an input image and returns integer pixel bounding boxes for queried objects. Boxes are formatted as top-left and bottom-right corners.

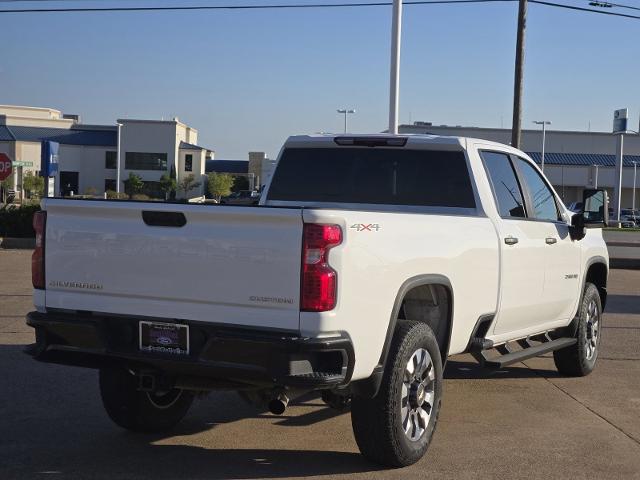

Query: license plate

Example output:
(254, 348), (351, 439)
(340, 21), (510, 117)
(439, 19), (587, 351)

(139, 321), (189, 355)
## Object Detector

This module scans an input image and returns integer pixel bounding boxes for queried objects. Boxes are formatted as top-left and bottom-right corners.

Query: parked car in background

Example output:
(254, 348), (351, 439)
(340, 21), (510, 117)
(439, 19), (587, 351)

(620, 209), (639, 227)
(220, 190), (260, 205)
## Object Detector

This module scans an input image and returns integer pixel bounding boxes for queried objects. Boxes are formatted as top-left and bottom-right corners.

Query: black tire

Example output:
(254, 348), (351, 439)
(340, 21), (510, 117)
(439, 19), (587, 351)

(99, 368), (195, 433)
(351, 321), (443, 467)
(553, 282), (603, 377)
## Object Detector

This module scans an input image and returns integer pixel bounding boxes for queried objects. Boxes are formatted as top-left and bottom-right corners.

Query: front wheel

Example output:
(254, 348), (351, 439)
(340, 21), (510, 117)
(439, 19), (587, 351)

(553, 282), (603, 376)
(351, 321), (443, 467)
(99, 367), (195, 433)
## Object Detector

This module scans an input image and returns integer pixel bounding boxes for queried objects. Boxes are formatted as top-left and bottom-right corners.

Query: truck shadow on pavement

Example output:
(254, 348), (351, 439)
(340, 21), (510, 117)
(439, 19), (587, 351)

(444, 357), (561, 380)
(4, 344), (589, 479)
(1, 344), (380, 479)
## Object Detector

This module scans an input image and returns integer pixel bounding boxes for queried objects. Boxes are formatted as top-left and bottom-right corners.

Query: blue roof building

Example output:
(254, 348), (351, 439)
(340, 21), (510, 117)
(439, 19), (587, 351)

(400, 123), (640, 208)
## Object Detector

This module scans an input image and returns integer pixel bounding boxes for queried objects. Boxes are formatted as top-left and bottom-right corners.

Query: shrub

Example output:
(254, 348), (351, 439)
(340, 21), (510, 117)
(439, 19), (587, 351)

(23, 172), (45, 198)
(0, 204), (41, 238)
(105, 190), (128, 200)
(131, 194), (151, 201)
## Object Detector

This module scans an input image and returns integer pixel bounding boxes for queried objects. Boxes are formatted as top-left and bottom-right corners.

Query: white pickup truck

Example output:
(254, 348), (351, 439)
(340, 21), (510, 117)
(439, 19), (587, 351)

(27, 134), (609, 467)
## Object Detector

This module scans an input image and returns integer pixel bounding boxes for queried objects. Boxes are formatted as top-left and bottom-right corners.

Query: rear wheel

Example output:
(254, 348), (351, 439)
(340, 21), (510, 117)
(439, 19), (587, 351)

(99, 367), (195, 433)
(554, 282), (602, 377)
(351, 321), (443, 467)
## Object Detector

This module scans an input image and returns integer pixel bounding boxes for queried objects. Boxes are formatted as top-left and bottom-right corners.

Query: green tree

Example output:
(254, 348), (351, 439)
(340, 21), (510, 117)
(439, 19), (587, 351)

(22, 172), (45, 198)
(178, 174), (201, 198)
(159, 173), (177, 200)
(207, 173), (234, 201)
(123, 172), (144, 199)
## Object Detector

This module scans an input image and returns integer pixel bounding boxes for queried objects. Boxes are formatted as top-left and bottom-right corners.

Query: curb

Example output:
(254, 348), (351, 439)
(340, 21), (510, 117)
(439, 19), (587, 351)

(610, 258), (640, 270)
(607, 241), (640, 248)
(0, 237), (36, 249)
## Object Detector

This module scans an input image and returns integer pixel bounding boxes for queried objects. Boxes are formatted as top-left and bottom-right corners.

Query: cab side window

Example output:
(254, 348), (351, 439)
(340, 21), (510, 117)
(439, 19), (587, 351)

(481, 151), (526, 218)
(515, 158), (560, 222)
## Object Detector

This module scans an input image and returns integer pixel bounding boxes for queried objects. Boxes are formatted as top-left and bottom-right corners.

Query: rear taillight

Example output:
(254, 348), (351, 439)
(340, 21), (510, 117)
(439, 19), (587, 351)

(301, 223), (342, 312)
(32, 211), (46, 290)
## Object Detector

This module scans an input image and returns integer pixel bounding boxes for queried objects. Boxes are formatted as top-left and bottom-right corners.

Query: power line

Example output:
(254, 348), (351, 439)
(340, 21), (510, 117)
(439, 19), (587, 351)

(0, 0), (516, 7)
(588, 1), (640, 12)
(0, 0), (518, 13)
(0, 0), (639, 21)
(531, 0), (640, 19)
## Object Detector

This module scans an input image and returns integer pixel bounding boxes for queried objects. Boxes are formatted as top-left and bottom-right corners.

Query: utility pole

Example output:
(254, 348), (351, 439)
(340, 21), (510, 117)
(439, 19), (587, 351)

(388, 0), (403, 135)
(511, 0), (527, 148)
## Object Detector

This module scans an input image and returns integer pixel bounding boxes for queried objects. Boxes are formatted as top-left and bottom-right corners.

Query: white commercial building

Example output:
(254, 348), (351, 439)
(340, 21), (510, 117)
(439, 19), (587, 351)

(400, 123), (640, 210)
(0, 105), (213, 200)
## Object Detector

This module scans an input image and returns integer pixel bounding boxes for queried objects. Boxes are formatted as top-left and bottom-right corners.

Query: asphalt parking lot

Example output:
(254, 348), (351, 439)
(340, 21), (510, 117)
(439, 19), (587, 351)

(1, 249), (639, 480)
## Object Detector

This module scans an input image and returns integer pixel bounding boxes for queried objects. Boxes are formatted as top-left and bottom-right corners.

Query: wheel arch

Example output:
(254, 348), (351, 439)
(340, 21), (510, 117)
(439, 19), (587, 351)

(350, 274), (453, 398)
(584, 256), (608, 310)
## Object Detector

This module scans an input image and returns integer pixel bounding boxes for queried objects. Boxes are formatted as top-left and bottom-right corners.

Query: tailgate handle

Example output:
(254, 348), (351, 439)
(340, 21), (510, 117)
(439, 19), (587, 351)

(142, 211), (187, 228)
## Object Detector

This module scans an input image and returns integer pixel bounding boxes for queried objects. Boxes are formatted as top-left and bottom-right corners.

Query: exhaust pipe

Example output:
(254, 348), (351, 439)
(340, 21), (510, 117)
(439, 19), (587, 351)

(268, 393), (289, 415)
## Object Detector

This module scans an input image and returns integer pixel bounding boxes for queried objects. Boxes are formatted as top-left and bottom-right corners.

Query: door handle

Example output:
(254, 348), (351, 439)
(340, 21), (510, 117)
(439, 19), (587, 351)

(504, 236), (519, 245)
(545, 237), (558, 245)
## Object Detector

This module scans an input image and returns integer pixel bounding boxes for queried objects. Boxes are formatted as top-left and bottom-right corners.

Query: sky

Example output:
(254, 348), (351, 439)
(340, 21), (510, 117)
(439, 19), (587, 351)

(1, 0), (639, 159)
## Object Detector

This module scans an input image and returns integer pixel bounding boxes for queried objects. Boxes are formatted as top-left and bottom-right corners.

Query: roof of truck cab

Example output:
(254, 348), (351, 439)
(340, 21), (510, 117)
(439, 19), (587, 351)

(284, 133), (527, 151)
(286, 133), (464, 146)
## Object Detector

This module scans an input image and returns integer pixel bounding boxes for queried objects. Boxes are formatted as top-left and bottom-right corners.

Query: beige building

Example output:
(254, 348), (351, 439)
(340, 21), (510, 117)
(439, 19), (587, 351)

(0, 105), (213, 200)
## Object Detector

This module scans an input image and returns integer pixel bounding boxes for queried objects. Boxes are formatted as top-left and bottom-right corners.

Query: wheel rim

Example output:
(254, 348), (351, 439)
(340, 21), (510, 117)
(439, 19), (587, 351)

(585, 299), (600, 361)
(146, 389), (183, 409)
(401, 348), (436, 442)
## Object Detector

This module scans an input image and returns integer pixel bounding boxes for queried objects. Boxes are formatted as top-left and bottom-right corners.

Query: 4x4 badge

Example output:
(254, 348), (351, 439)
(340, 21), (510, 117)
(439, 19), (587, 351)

(350, 224), (381, 232)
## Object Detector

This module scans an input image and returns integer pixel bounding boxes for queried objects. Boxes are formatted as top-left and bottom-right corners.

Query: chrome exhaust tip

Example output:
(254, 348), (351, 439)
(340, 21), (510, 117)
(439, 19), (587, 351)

(268, 393), (289, 415)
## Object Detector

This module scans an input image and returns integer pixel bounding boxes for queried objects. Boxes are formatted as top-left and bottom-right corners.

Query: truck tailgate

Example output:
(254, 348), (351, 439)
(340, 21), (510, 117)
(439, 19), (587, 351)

(42, 199), (304, 331)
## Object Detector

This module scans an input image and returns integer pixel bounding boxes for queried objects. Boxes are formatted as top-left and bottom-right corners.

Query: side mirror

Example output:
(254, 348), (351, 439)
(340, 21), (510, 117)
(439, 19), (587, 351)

(572, 189), (609, 230)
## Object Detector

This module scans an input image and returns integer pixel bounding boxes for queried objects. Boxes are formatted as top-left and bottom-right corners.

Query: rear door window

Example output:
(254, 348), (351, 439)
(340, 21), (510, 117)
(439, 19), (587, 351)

(267, 147), (476, 208)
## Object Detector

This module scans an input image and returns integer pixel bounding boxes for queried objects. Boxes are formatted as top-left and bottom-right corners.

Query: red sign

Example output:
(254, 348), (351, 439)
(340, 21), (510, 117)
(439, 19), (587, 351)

(0, 153), (12, 181)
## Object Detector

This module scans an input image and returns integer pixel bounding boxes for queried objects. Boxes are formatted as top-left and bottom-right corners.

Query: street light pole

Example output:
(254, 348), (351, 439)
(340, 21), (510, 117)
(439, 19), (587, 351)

(593, 164), (599, 189)
(533, 120), (551, 171)
(116, 123), (122, 194)
(388, 0), (403, 135)
(633, 161), (638, 212)
(337, 109), (356, 134)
